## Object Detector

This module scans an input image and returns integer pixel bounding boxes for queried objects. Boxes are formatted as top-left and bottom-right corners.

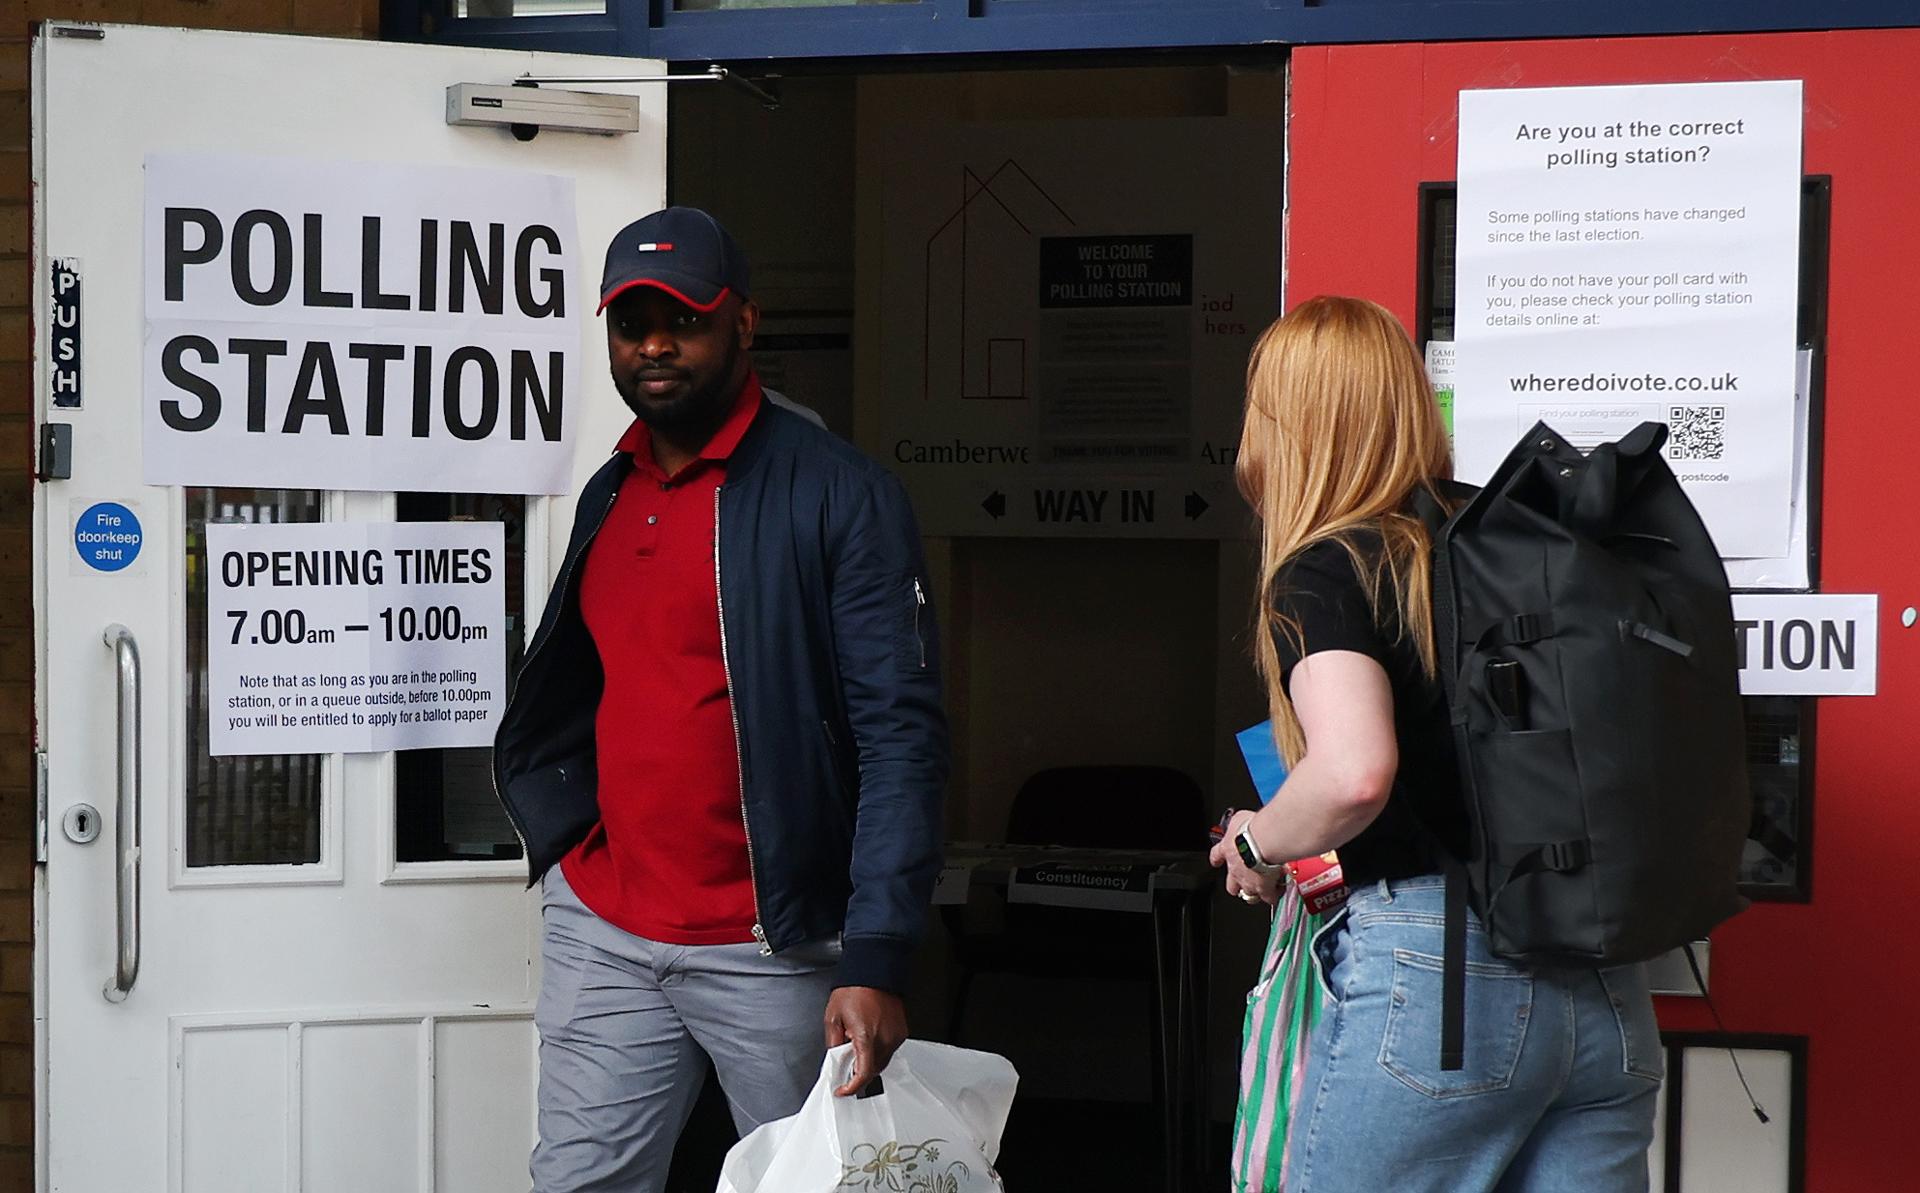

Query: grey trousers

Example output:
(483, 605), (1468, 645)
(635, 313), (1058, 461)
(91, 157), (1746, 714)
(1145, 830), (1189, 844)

(530, 866), (840, 1193)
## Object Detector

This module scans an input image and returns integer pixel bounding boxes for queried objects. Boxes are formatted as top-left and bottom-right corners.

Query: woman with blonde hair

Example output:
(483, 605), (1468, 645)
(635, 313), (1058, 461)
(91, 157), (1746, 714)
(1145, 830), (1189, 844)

(1211, 297), (1661, 1191)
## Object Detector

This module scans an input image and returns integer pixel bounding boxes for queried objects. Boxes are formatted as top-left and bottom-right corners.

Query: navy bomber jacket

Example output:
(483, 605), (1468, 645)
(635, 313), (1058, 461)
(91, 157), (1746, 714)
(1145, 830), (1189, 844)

(492, 402), (949, 995)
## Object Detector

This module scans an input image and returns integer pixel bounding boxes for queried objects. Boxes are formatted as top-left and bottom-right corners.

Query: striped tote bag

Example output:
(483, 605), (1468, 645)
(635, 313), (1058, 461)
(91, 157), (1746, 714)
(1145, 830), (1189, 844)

(1230, 885), (1327, 1193)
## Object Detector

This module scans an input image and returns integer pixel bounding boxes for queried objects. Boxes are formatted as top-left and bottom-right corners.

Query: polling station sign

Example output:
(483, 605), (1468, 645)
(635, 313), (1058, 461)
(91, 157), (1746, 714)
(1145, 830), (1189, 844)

(144, 154), (581, 494)
(206, 520), (506, 756)
(1733, 593), (1878, 697)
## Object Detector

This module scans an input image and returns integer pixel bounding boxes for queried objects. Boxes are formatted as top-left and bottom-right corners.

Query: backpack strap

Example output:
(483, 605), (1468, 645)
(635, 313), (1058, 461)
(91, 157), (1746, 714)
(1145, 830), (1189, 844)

(1379, 796), (1472, 1073)
(1473, 612), (1556, 653)
(1409, 479), (1484, 1073)
(1449, 613), (1557, 729)
(1440, 857), (1469, 1072)
(1408, 485), (1452, 534)
(1482, 840), (1594, 941)
(1492, 839), (1592, 878)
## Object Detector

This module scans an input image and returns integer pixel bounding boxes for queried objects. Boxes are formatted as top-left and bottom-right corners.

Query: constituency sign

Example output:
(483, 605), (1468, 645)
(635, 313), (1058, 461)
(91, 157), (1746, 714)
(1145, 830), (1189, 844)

(1733, 593), (1878, 697)
(145, 154), (580, 493)
(206, 521), (506, 756)
(1007, 862), (1156, 913)
(1455, 81), (1803, 558)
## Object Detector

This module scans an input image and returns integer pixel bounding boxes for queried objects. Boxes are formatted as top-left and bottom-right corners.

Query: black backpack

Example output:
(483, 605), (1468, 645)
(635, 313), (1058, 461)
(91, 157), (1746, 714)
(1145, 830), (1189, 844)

(1416, 421), (1752, 1070)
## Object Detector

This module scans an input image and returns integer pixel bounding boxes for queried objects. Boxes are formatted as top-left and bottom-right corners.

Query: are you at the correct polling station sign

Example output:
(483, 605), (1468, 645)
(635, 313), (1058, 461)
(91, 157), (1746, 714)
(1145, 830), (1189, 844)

(143, 153), (581, 493)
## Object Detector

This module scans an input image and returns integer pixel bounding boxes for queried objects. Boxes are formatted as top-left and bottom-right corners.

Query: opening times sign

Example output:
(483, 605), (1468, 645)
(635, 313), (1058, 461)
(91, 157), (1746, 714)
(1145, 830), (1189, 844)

(206, 521), (506, 757)
(1454, 80), (1803, 559)
(144, 153), (581, 494)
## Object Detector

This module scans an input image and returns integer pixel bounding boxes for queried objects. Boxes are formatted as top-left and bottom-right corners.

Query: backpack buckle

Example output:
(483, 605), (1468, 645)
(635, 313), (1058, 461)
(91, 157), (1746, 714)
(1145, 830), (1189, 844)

(1473, 611), (1555, 653)
(1540, 840), (1591, 872)
(1507, 612), (1553, 646)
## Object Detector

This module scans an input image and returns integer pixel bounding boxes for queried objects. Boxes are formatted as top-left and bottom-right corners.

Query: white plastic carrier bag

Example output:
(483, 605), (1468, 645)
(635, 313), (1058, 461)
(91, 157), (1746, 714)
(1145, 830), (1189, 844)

(717, 1040), (1018, 1193)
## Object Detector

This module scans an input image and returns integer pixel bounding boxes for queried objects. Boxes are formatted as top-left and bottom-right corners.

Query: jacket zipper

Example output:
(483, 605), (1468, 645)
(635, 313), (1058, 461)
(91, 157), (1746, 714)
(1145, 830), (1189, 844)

(492, 483), (622, 870)
(912, 577), (928, 669)
(714, 485), (770, 954)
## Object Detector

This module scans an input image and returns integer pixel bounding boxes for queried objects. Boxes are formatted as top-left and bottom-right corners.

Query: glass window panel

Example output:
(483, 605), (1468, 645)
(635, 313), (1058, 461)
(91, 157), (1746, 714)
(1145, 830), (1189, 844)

(1740, 695), (1806, 894)
(393, 493), (528, 863)
(186, 490), (325, 868)
(455, 0), (606, 17)
(1425, 188), (1458, 343)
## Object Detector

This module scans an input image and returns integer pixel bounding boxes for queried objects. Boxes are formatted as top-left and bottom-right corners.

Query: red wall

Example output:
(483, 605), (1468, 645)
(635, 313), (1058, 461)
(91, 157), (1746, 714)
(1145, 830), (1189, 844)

(1287, 31), (1920, 1187)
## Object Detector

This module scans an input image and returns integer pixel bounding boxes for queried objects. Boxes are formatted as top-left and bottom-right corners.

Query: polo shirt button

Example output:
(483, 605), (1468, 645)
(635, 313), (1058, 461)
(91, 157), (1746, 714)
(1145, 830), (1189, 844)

(647, 515), (659, 525)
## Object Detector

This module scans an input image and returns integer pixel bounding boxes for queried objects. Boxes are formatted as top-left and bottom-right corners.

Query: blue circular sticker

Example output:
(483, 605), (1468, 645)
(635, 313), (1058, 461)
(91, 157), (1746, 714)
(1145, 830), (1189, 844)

(75, 502), (142, 572)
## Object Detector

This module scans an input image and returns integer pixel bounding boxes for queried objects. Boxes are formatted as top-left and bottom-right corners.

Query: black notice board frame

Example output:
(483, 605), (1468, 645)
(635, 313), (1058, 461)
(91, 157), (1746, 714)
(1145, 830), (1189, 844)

(1412, 179), (1832, 904)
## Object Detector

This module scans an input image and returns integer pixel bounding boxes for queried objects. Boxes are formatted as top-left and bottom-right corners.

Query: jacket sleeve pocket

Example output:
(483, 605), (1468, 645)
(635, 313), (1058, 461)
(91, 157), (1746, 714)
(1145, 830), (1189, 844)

(894, 573), (936, 676)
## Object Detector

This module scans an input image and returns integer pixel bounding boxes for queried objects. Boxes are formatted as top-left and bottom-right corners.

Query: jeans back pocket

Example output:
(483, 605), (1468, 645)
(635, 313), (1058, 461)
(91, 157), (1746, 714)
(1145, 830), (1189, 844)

(1598, 964), (1665, 1083)
(1379, 948), (1534, 1099)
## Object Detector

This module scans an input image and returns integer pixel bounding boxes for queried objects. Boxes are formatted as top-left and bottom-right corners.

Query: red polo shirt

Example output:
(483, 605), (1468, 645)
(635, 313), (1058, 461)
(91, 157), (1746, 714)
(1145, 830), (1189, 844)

(560, 376), (763, 945)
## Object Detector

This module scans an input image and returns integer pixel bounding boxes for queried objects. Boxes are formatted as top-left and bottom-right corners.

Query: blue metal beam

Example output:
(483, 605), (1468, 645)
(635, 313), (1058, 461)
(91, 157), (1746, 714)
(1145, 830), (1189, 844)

(390, 0), (1920, 61)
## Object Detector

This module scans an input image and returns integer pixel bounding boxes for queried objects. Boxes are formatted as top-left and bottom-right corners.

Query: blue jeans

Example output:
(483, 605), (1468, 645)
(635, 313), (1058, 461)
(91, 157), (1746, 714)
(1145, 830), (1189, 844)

(1284, 877), (1662, 1192)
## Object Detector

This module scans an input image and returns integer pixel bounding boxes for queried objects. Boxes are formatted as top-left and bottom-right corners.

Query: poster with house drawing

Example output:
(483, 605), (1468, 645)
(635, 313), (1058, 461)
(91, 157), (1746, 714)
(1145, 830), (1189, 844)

(879, 117), (1281, 537)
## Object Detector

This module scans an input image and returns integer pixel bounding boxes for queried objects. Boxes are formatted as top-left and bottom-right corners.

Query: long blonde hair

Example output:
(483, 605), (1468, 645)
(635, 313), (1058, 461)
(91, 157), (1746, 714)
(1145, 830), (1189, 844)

(1236, 296), (1453, 765)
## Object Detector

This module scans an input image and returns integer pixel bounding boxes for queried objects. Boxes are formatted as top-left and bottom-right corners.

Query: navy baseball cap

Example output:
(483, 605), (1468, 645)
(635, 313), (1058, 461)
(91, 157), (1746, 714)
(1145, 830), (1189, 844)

(597, 207), (751, 314)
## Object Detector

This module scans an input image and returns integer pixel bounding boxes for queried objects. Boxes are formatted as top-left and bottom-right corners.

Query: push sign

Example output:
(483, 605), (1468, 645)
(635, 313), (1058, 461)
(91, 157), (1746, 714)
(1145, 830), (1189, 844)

(50, 258), (81, 409)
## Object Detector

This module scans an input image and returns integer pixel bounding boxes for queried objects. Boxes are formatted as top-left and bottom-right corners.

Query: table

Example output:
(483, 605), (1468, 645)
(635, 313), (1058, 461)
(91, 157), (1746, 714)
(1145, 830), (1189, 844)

(936, 843), (1216, 1193)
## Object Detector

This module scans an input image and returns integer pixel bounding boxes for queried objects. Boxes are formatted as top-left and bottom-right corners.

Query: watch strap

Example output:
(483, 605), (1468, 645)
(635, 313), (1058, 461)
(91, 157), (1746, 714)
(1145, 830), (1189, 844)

(1235, 825), (1275, 872)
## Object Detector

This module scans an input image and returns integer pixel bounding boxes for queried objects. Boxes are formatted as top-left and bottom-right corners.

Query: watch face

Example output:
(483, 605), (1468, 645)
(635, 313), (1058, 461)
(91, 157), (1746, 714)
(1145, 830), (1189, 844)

(1235, 830), (1261, 871)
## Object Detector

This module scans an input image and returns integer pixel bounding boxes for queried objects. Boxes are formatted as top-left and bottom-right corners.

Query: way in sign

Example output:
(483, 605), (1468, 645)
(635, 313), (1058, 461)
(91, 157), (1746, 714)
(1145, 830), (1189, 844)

(1032, 488), (1156, 523)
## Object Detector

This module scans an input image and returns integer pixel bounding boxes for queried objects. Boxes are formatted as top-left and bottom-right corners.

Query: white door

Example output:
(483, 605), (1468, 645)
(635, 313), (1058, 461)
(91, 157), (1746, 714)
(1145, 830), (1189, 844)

(34, 25), (660, 1192)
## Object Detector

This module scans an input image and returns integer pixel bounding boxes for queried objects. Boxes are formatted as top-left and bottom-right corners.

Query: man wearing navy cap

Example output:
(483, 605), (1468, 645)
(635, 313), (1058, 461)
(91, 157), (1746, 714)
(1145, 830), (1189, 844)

(493, 207), (949, 1191)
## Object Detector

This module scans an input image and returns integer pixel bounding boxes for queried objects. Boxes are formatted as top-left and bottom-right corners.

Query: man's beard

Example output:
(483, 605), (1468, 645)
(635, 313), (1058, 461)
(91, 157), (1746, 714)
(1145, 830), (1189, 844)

(618, 337), (743, 436)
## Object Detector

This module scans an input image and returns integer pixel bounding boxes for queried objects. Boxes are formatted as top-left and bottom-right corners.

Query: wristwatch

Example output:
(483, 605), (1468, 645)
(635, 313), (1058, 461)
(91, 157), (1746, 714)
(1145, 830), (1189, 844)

(1234, 824), (1282, 875)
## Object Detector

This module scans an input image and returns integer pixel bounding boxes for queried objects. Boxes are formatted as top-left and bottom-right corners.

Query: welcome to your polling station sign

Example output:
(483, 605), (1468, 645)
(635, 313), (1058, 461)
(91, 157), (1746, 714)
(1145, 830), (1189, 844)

(143, 154), (582, 494)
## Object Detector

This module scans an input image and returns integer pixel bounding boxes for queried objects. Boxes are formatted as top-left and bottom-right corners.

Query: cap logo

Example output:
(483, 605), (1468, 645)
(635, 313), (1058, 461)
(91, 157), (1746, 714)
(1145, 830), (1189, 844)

(634, 242), (674, 252)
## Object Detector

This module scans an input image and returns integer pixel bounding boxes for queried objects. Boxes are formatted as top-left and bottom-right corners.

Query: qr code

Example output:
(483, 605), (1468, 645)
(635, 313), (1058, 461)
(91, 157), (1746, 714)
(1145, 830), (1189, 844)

(1667, 406), (1727, 461)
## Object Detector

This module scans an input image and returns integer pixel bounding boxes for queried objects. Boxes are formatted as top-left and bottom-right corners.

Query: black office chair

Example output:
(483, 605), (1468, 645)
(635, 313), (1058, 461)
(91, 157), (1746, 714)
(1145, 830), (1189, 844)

(941, 764), (1206, 1041)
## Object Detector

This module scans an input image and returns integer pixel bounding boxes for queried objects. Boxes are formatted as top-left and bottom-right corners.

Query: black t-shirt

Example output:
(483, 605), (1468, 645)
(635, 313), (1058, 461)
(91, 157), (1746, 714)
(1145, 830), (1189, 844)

(1271, 533), (1467, 885)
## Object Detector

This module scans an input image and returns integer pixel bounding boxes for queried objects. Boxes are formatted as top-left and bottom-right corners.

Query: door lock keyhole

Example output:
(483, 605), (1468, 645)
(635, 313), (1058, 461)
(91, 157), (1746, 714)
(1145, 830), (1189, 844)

(62, 804), (102, 845)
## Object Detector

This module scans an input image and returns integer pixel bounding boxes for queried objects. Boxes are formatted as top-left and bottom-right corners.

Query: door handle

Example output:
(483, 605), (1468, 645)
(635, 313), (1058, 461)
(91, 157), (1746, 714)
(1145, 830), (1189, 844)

(102, 624), (141, 1003)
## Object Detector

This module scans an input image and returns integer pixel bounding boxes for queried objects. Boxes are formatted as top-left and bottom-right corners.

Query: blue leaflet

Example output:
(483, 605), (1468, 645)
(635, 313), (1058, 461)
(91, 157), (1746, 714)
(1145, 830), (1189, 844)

(1236, 720), (1290, 806)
